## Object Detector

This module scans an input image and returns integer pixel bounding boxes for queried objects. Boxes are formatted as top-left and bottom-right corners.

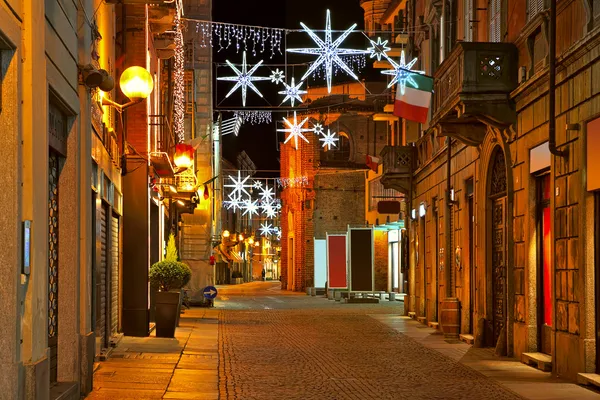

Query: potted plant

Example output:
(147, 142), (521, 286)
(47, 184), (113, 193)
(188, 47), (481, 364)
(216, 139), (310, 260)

(232, 270), (243, 285)
(150, 260), (191, 338)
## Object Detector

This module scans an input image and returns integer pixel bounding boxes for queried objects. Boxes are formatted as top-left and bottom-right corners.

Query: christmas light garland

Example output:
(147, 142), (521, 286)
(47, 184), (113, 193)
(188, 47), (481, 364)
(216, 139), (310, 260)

(233, 110), (272, 125)
(194, 21), (284, 58)
(173, 14), (186, 143)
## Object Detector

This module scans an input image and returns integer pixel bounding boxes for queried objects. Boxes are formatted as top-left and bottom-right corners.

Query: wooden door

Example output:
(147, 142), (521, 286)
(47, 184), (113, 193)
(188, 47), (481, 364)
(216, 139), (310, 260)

(492, 197), (507, 343)
(48, 151), (60, 384)
(538, 174), (552, 354)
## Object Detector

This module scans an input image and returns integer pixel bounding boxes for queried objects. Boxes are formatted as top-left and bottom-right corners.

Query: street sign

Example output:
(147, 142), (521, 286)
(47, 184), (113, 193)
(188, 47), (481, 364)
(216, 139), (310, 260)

(203, 286), (218, 299)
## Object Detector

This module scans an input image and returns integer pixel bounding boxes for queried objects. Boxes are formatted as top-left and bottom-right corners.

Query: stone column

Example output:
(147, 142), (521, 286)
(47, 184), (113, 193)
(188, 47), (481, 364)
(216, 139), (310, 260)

(21, 0), (50, 394)
(0, 14), (23, 399)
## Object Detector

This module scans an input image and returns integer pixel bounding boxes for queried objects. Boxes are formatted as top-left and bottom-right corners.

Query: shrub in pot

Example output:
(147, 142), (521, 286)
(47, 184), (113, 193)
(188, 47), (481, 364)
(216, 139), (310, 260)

(150, 260), (191, 337)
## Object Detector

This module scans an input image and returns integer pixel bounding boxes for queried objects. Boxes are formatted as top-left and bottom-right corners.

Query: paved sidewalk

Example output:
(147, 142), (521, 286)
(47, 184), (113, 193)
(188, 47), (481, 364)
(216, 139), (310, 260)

(86, 308), (219, 400)
(372, 314), (600, 400)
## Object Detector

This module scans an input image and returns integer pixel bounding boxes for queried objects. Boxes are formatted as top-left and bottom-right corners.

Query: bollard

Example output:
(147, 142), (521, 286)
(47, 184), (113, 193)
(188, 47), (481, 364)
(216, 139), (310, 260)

(310, 287), (316, 296)
(389, 292), (396, 301)
(334, 291), (342, 302)
(306, 287), (311, 295)
(327, 290), (334, 300)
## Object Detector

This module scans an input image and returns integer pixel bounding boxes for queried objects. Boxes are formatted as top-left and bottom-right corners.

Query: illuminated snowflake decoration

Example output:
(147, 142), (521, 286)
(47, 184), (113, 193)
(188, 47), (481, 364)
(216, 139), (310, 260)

(225, 171), (252, 200)
(269, 68), (285, 84)
(260, 184), (274, 202)
(253, 180), (263, 189)
(367, 37), (391, 62)
(319, 129), (339, 150)
(224, 195), (243, 211)
(278, 77), (307, 107)
(287, 9), (369, 93)
(259, 222), (274, 236)
(312, 122), (325, 136)
(242, 199), (260, 217)
(217, 51), (270, 106)
(381, 50), (425, 94)
(261, 200), (278, 218)
(277, 111), (312, 149)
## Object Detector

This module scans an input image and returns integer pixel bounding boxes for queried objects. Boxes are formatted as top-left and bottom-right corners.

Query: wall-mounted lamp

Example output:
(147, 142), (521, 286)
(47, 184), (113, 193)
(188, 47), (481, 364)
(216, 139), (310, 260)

(174, 143), (194, 169)
(248, 237), (255, 245)
(419, 203), (426, 217)
(101, 66), (154, 112)
(223, 230), (230, 238)
(238, 234), (244, 241)
(254, 241), (260, 247)
(176, 200), (185, 206)
(411, 208), (416, 220)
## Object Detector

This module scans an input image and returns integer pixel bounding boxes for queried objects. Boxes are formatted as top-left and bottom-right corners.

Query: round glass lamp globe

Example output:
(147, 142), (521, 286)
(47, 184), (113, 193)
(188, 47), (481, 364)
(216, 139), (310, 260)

(120, 66), (153, 100)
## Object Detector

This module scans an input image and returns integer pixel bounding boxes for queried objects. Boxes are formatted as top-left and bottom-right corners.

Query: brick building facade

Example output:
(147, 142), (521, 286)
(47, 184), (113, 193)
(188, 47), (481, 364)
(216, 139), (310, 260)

(280, 83), (388, 292)
(369, 0), (600, 383)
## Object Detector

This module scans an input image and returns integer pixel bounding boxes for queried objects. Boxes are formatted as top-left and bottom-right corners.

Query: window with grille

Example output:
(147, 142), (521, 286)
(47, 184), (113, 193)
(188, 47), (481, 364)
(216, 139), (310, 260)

(464, 0), (473, 41)
(368, 178), (401, 211)
(489, 0), (502, 42)
(528, 0), (545, 21)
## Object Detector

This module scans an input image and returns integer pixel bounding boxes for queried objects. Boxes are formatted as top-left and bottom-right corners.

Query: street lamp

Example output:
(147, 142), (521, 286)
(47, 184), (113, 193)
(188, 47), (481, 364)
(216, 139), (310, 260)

(102, 66), (154, 112)
(223, 230), (230, 238)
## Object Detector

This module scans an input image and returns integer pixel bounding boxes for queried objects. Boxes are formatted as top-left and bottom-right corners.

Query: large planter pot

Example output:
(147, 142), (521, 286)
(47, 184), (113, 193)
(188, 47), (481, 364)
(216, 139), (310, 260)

(155, 291), (180, 338)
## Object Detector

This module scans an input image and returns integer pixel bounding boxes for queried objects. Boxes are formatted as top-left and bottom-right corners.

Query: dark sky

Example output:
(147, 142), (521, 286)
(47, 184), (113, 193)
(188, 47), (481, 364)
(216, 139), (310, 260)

(213, 0), (371, 176)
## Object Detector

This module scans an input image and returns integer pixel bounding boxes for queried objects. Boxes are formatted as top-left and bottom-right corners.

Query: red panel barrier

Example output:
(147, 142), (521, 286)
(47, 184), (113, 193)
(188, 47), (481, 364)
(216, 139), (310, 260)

(327, 235), (347, 289)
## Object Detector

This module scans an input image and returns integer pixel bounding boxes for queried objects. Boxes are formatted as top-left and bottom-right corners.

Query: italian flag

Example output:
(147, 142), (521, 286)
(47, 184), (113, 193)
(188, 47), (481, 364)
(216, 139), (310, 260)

(393, 73), (434, 123)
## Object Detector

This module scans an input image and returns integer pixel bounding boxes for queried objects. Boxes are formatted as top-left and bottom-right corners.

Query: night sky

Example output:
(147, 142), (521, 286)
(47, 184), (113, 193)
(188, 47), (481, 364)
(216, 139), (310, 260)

(212, 0), (372, 176)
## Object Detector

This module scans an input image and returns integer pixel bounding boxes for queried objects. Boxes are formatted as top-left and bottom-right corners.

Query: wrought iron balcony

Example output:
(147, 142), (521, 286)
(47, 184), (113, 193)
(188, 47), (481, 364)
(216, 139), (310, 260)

(379, 145), (415, 195)
(149, 114), (176, 177)
(431, 42), (518, 146)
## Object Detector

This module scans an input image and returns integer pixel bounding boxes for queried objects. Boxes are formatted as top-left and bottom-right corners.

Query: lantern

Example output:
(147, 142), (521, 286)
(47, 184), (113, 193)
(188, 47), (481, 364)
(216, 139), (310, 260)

(120, 66), (154, 100)
(174, 143), (194, 169)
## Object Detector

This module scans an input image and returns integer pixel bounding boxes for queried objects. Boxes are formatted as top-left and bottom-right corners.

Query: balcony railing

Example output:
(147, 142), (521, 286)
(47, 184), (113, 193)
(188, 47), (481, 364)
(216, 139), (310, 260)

(149, 114), (176, 177)
(431, 42), (518, 124)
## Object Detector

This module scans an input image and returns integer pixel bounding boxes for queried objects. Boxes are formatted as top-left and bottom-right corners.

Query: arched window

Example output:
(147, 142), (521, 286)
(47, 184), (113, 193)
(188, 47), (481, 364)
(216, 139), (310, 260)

(320, 131), (351, 163)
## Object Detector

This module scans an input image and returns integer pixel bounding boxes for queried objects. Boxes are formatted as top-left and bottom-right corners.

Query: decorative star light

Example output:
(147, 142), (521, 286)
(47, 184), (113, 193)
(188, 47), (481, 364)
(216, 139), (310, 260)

(312, 122), (325, 136)
(269, 68), (285, 84)
(259, 184), (274, 202)
(224, 196), (242, 211)
(381, 50), (425, 94)
(242, 199), (260, 217)
(319, 129), (339, 150)
(277, 111), (312, 149)
(367, 37), (391, 61)
(278, 77), (307, 107)
(260, 200), (278, 218)
(225, 171), (252, 200)
(217, 51), (270, 106)
(265, 206), (278, 219)
(259, 222), (273, 236)
(287, 9), (369, 93)
(253, 180), (263, 189)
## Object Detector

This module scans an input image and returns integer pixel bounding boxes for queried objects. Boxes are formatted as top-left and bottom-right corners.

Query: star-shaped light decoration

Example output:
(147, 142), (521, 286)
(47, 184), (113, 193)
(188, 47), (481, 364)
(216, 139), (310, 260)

(260, 200), (278, 218)
(381, 50), (425, 94)
(259, 184), (274, 202)
(319, 129), (339, 150)
(277, 111), (312, 149)
(225, 171), (252, 200)
(269, 68), (285, 84)
(287, 9), (369, 93)
(312, 122), (325, 136)
(367, 37), (391, 62)
(217, 51), (270, 106)
(224, 195), (242, 211)
(253, 180), (263, 189)
(278, 77), (307, 107)
(259, 222), (273, 236)
(242, 199), (260, 217)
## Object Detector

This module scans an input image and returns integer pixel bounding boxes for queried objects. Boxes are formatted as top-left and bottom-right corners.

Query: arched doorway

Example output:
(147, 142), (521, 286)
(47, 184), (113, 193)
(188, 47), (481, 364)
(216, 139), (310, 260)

(489, 147), (508, 344)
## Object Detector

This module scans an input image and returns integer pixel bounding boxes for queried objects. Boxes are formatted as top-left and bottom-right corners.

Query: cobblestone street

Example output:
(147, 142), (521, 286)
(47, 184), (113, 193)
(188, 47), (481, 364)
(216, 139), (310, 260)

(87, 281), (600, 399)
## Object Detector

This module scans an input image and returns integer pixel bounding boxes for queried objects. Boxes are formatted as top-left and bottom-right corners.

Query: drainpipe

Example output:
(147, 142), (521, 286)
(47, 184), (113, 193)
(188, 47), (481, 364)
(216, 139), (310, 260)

(440, 0), (446, 63)
(549, 0), (567, 157)
(445, 139), (452, 298)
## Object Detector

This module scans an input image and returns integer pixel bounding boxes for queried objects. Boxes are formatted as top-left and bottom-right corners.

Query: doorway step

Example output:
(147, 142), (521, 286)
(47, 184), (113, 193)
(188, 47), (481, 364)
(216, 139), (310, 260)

(459, 334), (474, 344)
(577, 373), (600, 390)
(521, 352), (552, 372)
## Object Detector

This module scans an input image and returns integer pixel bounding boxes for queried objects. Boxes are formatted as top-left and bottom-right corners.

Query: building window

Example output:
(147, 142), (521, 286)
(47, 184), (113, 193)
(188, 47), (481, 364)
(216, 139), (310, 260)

(489, 0), (502, 42)
(464, 0), (473, 41)
(528, 0), (545, 22)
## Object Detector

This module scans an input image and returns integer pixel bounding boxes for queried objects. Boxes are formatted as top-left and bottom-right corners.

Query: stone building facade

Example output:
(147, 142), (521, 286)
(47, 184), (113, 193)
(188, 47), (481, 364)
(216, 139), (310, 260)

(372, 0), (600, 383)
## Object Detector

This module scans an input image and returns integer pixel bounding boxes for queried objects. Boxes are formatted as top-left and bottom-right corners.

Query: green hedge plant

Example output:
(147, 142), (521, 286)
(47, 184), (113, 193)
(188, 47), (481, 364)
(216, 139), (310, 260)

(150, 260), (192, 292)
